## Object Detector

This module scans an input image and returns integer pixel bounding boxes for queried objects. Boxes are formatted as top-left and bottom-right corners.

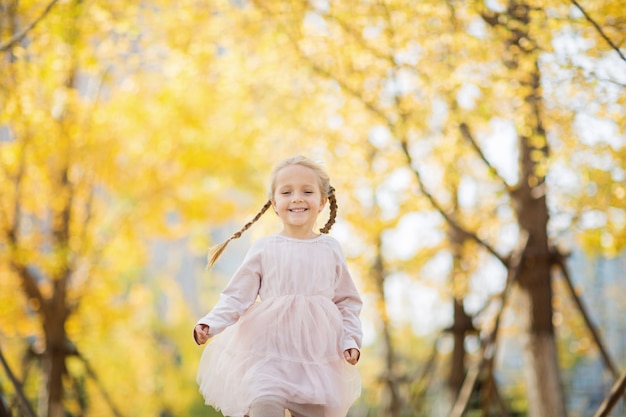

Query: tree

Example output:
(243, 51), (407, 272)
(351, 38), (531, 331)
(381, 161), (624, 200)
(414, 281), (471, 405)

(2, 0), (623, 416)
(247, 0), (625, 416)
(0, 1), (277, 415)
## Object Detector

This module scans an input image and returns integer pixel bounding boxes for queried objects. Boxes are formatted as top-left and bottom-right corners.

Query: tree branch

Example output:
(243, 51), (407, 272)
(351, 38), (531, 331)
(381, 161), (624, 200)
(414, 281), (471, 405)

(307, 61), (391, 123)
(459, 123), (513, 193)
(324, 13), (390, 64)
(592, 369), (626, 417)
(0, 346), (38, 417)
(72, 345), (126, 417)
(0, 0), (61, 52)
(398, 140), (509, 267)
(554, 254), (620, 380)
(11, 264), (46, 316)
(569, 0), (626, 63)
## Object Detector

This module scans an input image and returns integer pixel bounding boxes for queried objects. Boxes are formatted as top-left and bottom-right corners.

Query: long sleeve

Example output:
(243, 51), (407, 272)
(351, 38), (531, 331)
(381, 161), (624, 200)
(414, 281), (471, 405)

(331, 241), (363, 352)
(195, 241), (263, 339)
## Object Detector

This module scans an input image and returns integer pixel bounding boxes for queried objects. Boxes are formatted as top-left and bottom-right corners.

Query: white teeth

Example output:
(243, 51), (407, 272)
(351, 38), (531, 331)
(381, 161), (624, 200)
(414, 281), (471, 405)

(290, 208), (307, 212)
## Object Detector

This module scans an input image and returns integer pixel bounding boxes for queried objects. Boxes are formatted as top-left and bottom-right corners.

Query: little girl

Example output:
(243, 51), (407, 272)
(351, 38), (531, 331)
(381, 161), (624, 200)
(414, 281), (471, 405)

(193, 155), (363, 417)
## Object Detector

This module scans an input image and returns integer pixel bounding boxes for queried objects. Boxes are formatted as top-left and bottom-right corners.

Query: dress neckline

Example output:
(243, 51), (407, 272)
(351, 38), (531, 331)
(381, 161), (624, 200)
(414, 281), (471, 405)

(275, 233), (325, 242)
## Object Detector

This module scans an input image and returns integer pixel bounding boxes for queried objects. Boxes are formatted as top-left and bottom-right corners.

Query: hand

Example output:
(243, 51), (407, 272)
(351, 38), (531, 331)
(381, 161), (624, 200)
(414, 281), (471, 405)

(343, 348), (360, 365)
(194, 324), (210, 345)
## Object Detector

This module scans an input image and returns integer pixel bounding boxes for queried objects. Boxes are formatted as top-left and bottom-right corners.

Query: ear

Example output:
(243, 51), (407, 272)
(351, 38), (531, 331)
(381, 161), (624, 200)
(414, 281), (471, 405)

(271, 199), (278, 214)
(319, 195), (328, 212)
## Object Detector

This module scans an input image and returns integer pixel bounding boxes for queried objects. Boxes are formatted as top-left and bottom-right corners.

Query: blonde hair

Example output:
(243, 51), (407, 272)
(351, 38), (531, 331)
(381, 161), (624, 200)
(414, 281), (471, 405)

(207, 156), (338, 268)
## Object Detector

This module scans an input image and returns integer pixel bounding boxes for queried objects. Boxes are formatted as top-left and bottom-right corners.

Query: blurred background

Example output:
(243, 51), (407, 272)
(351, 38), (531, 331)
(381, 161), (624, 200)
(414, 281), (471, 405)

(1, 1), (625, 417)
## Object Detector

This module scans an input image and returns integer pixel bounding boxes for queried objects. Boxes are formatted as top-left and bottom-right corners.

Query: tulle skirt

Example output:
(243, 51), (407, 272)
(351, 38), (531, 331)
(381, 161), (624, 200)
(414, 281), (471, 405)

(197, 295), (361, 417)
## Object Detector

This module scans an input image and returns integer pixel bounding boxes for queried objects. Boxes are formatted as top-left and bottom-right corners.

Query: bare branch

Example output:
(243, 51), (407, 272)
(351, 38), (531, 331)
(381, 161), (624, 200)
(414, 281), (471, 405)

(398, 140), (509, 267)
(569, 0), (626, 63)
(0, 0), (61, 53)
(592, 369), (626, 417)
(554, 254), (620, 379)
(459, 123), (514, 193)
(450, 362), (481, 417)
(0, 346), (39, 417)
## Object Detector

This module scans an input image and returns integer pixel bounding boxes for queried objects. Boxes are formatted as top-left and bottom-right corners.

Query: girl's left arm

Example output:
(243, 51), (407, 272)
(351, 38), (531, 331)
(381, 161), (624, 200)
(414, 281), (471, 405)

(332, 244), (363, 354)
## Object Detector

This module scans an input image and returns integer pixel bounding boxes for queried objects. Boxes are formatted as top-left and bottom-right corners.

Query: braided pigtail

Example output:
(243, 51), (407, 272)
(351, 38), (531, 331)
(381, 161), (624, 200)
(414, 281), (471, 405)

(320, 186), (337, 234)
(207, 200), (272, 269)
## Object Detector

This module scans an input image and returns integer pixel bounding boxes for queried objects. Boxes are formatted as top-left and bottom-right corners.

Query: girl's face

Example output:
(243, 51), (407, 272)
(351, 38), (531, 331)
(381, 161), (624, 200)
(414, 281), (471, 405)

(272, 164), (327, 238)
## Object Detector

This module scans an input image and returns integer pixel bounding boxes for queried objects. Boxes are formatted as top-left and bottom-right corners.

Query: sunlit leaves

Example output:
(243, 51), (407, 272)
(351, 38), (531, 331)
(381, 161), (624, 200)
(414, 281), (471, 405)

(2, 0), (624, 415)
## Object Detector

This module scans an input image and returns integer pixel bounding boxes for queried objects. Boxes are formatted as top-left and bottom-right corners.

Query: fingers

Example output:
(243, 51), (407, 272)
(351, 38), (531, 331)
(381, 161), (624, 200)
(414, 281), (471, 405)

(344, 348), (360, 365)
(194, 324), (210, 345)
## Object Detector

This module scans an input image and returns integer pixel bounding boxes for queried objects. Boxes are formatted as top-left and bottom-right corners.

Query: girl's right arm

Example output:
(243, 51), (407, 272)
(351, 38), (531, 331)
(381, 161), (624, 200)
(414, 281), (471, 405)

(193, 240), (264, 343)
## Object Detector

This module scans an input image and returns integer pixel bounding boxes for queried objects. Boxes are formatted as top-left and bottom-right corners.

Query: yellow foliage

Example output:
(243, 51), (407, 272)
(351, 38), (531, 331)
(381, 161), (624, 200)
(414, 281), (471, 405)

(1, 0), (624, 415)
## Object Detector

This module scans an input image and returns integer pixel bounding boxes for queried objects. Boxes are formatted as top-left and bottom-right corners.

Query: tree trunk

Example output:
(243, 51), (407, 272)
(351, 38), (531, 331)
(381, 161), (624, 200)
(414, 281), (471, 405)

(448, 298), (474, 395)
(481, 2), (568, 415)
(39, 161), (74, 417)
(446, 182), (476, 402)
(447, 222), (476, 399)
(42, 303), (69, 417)
(512, 38), (567, 417)
(513, 134), (566, 417)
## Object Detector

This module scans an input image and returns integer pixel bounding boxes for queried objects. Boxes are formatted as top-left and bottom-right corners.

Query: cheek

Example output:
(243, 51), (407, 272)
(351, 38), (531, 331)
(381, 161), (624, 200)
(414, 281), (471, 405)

(275, 199), (289, 211)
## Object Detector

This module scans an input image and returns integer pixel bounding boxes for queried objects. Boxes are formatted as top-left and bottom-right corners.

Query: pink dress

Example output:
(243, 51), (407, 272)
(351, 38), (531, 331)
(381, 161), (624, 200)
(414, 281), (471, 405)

(195, 234), (363, 417)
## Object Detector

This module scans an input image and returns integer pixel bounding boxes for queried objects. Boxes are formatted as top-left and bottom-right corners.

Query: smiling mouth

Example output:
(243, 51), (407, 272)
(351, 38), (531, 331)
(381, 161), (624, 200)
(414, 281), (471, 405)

(289, 208), (308, 212)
